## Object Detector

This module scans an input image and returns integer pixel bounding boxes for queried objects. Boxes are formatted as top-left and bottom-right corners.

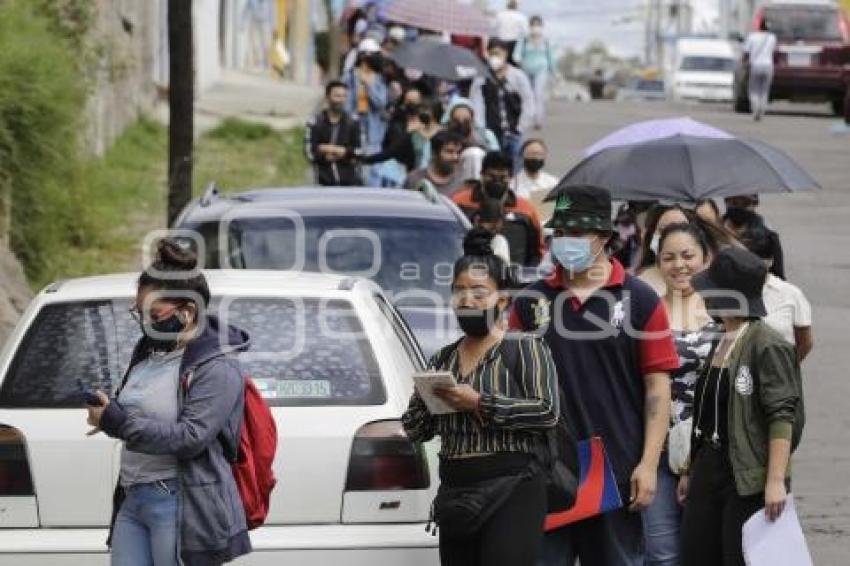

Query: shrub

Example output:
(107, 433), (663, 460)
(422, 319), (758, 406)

(0, 1), (87, 284)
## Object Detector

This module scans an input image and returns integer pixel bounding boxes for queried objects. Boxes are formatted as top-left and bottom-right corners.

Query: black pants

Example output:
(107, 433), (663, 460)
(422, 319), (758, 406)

(439, 453), (546, 566)
(681, 445), (764, 566)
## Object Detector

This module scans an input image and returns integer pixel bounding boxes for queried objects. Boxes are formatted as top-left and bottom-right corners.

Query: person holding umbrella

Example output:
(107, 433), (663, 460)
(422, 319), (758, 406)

(680, 247), (805, 566)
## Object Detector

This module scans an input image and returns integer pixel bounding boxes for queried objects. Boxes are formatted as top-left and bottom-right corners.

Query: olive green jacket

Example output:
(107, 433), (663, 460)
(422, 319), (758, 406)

(692, 320), (805, 497)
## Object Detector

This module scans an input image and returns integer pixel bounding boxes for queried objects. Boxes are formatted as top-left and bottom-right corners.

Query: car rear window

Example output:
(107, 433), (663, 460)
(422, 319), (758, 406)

(680, 56), (735, 72)
(764, 7), (842, 42)
(637, 80), (664, 92)
(184, 216), (465, 306)
(0, 298), (384, 408)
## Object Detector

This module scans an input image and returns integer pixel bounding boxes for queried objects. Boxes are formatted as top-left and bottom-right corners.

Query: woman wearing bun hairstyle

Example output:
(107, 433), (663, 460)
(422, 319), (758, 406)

(85, 239), (252, 566)
(402, 228), (560, 566)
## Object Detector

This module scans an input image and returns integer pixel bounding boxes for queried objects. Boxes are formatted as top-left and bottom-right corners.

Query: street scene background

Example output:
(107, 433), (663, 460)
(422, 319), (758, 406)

(0, 0), (849, 564)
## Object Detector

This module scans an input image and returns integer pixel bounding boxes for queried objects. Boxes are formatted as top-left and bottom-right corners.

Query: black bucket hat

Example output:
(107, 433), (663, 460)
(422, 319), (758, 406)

(544, 185), (613, 232)
(692, 247), (768, 319)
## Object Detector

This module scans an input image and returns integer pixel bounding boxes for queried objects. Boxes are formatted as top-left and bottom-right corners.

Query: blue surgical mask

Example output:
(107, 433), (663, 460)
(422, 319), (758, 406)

(550, 236), (600, 273)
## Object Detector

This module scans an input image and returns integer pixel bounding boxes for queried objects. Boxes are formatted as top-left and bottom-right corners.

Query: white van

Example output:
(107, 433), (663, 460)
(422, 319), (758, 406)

(671, 38), (737, 102)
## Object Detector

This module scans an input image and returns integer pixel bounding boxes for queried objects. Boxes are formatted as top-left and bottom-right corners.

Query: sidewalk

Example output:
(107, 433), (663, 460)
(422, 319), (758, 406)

(155, 69), (322, 135)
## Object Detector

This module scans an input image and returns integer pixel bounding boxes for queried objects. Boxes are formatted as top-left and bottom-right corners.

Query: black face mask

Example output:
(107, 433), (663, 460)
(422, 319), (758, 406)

(433, 159), (455, 176)
(419, 111), (432, 125)
(139, 313), (186, 352)
(484, 180), (509, 200)
(455, 305), (502, 338)
(524, 158), (545, 174)
(328, 101), (345, 113)
(403, 103), (419, 117)
(449, 120), (472, 138)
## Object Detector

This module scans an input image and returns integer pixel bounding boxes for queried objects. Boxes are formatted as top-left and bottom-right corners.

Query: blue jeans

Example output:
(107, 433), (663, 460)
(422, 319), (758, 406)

(537, 506), (643, 566)
(111, 479), (179, 566)
(642, 462), (682, 565)
(502, 131), (524, 174)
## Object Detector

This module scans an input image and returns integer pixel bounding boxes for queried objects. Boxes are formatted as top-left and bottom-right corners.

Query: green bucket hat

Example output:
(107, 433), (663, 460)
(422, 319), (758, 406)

(545, 185), (613, 232)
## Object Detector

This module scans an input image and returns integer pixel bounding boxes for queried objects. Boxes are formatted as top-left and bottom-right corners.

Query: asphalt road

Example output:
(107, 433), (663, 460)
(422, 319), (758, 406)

(539, 98), (850, 564)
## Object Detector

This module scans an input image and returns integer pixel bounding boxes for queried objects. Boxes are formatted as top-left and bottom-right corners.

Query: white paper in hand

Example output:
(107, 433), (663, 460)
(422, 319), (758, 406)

(742, 494), (813, 566)
(412, 371), (459, 415)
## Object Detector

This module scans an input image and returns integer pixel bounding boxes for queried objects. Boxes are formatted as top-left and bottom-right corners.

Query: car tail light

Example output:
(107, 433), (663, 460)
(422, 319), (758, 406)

(0, 425), (34, 495)
(345, 420), (430, 491)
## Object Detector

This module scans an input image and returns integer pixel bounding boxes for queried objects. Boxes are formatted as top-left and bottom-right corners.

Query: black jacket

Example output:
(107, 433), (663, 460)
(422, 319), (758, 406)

(362, 115), (416, 171)
(480, 78), (522, 145)
(304, 110), (363, 186)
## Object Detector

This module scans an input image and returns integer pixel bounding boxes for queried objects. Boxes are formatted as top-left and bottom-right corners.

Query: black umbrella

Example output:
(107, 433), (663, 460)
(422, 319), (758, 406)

(547, 134), (820, 203)
(387, 40), (491, 82)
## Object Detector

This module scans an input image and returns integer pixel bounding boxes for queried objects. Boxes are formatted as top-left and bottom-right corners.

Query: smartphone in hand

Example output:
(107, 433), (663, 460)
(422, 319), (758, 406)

(77, 379), (103, 406)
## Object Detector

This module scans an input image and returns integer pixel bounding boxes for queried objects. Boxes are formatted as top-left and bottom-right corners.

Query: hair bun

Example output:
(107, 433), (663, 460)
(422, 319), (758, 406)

(155, 238), (198, 271)
(463, 227), (495, 257)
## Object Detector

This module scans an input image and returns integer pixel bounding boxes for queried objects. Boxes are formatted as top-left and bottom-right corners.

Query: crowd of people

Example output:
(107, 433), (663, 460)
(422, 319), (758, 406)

(305, 0), (560, 267)
(303, 2), (810, 566)
(402, 178), (810, 565)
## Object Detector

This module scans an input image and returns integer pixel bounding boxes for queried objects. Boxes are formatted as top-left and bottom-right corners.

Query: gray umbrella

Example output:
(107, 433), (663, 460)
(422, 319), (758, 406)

(387, 40), (491, 82)
(547, 134), (820, 203)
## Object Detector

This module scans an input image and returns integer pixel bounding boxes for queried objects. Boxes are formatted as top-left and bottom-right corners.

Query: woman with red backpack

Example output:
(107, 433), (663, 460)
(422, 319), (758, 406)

(85, 239), (252, 566)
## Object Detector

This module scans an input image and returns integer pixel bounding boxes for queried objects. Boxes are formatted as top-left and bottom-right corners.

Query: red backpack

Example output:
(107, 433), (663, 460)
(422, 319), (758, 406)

(232, 377), (278, 529)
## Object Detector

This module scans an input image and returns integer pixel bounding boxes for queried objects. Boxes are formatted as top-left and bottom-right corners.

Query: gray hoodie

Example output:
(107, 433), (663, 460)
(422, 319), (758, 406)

(101, 316), (252, 565)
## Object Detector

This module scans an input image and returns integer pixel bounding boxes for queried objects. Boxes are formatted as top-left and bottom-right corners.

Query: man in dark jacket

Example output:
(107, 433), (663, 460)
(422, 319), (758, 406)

(452, 151), (544, 265)
(305, 80), (363, 186)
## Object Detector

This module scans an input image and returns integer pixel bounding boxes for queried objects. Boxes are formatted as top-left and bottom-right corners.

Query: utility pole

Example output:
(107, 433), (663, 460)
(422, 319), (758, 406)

(166, 0), (193, 227)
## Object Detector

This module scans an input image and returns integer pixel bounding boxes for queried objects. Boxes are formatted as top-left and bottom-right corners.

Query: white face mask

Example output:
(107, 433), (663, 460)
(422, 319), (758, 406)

(530, 25), (543, 36)
(649, 233), (661, 255)
(488, 55), (506, 71)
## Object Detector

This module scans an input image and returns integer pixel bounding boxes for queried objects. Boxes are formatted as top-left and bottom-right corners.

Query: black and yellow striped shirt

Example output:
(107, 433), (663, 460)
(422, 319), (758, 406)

(402, 334), (559, 458)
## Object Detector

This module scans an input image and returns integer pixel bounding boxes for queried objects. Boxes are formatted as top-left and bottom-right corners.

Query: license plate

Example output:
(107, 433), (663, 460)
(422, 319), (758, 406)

(787, 52), (812, 67)
(277, 379), (332, 398)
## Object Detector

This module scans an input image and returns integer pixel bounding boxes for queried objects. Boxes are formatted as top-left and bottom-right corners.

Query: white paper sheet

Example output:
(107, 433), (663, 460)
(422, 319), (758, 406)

(742, 494), (813, 566)
(412, 371), (459, 415)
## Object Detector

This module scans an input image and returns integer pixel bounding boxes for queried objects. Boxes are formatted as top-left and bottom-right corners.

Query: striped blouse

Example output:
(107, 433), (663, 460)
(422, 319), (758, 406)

(402, 334), (559, 458)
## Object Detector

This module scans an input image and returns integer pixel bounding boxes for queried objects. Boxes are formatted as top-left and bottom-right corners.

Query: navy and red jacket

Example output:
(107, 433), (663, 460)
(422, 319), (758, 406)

(509, 259), (679, 487)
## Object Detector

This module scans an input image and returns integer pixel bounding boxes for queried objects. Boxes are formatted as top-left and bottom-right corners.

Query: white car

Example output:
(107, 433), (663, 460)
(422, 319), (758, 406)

(671, 38), (736, 103)
(0, 270), (440, 564)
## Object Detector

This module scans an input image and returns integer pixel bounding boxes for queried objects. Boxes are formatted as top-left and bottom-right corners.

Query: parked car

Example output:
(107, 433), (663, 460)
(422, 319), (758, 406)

(616, 78), (667, 101)
(671, 38), (736, 102)
(175, 186), (470, 358)
(0, 270), (440, 564)
(733, 0), (850, 115)
(550, 77), (592, 102)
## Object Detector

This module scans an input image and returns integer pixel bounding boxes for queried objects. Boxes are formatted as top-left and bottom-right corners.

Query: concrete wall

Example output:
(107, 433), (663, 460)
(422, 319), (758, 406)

(195, 0), (223, 93)
(85, 0), (161, 156)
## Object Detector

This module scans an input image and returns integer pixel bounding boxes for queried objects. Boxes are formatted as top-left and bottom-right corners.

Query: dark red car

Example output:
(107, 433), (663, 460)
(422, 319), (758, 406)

(733, 1), (850, 117)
